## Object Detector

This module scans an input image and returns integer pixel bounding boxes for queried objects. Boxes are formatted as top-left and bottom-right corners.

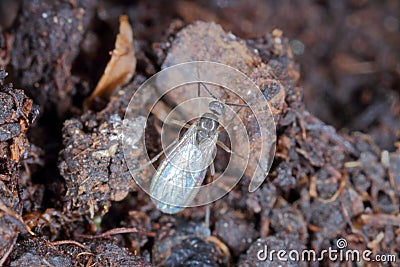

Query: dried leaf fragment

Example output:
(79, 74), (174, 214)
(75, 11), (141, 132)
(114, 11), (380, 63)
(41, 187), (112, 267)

(87, 15), (136, 106)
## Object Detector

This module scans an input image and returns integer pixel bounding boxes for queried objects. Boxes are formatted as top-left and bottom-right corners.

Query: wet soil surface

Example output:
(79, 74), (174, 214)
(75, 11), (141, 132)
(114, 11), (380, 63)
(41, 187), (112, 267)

(0, 0), (399, 266)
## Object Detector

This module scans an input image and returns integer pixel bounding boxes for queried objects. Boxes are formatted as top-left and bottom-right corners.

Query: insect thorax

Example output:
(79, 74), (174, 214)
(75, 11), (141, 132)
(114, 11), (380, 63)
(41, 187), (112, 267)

(196, 112), (219, 143)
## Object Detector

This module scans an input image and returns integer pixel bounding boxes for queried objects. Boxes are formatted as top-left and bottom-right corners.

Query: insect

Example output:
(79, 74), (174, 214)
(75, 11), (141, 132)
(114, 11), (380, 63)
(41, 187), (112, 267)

(149, 83), (245, 215)
(123, 62), (276, 220)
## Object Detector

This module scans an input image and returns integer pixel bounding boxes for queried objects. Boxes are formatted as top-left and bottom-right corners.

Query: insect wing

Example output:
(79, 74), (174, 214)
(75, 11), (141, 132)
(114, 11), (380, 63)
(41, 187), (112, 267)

(150, 124), (217, 214)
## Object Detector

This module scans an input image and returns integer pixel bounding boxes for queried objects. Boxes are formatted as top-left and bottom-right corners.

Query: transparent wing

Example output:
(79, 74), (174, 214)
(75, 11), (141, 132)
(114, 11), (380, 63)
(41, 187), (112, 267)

(150, 124), (217, 214)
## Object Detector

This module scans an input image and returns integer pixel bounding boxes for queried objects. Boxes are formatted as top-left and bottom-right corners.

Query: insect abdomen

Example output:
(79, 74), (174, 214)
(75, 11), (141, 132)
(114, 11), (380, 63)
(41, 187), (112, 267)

(149, 143), (207, 214)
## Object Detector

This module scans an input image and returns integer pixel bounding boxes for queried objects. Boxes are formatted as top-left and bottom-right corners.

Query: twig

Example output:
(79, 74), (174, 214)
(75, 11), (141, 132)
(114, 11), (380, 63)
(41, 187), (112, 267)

(50, 240), (86, 250)
(0, 202), (34, 235)
(76, 252), (95, 267)
(0, 242), (15, 266)
(75, 227), (155, 239)
(309, 174), (346, 203)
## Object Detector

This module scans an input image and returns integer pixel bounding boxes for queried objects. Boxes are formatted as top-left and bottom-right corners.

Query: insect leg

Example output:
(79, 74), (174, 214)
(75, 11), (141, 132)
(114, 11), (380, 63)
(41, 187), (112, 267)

(167, 119), (191, 129)
(133, 138), (179, 172)
(209, 161), (215, 177)
(198, 80), (201, 97)
(217, 139), (252, 171)
(151, 100), (191, 129)
(216, 140), (232, 154)
(218, 139), (272, 191)
(205, 161), (215, 228)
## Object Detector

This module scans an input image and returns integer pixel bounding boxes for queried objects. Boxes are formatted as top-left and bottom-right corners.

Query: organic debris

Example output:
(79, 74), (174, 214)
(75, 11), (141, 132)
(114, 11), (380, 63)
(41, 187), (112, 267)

(0, 1), (399, 266)
(86, 15), (136, 108)
(0, 70), (39, 263)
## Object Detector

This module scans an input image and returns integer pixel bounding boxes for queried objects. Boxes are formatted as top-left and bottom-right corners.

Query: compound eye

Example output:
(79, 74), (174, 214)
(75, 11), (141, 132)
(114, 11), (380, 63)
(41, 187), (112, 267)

(209, 101), (225, 115)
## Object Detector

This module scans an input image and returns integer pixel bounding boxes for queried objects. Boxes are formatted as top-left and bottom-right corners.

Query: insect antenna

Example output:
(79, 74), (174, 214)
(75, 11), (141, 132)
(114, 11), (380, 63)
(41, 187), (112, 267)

(198, 81), (251, 111)
(195, 67), (250, 108)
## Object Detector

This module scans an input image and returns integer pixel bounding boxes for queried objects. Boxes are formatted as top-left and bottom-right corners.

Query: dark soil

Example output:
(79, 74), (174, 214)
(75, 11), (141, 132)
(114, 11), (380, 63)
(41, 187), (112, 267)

(0, 0), (399, 266)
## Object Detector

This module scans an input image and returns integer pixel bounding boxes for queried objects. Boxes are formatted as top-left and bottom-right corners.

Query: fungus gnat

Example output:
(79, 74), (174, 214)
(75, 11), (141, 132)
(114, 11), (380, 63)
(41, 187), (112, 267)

(149, 83), (247, 215)
(123, 62), (276, 222)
